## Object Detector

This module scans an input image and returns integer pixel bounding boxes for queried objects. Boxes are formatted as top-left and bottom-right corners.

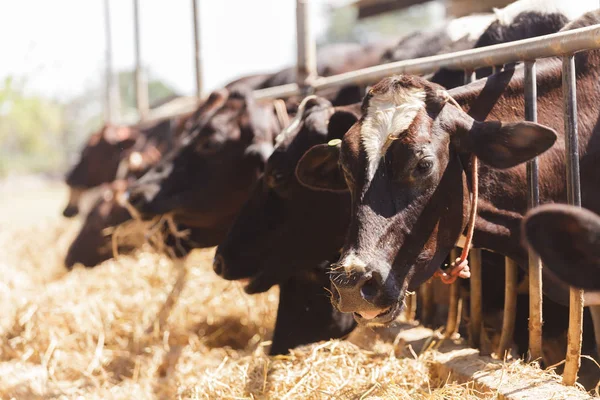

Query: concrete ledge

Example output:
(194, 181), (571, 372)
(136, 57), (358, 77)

(398, 325), (592, 400)
(349, 323), (592, 399)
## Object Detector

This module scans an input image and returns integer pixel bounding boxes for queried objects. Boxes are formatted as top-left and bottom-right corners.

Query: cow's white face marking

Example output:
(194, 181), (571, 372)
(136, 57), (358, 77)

(360, 87), (426, 181)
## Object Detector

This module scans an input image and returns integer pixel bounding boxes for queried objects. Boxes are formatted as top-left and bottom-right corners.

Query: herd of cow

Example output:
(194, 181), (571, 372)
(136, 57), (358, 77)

(60, 0), (600, 382)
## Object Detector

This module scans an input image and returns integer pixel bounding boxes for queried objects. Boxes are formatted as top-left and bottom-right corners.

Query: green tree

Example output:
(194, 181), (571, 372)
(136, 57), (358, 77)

(0, 76), (65, 176)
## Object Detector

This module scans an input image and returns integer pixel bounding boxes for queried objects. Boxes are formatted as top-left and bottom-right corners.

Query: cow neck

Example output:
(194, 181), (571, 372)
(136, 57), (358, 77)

(448, 53), (600, 267)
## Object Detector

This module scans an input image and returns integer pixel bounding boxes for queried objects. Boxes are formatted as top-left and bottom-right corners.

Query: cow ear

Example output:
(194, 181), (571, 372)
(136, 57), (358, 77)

(296, 139), (347, 192)
(453, 115), (557, 169)
(523, 205), (600, 290)
(327, 109), (359, 141)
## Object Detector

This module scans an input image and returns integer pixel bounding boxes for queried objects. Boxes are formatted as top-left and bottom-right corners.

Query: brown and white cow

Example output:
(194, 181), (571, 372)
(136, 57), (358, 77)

(524, 204), (600, 290)
(296, 12), (600, 324)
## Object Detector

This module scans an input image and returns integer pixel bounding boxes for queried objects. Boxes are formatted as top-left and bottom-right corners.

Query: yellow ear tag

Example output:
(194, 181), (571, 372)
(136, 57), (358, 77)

(328, 139), (342, 147)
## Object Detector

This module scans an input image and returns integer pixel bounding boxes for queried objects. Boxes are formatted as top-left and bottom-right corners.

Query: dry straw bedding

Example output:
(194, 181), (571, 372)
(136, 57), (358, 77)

(0, 207), (579, 399)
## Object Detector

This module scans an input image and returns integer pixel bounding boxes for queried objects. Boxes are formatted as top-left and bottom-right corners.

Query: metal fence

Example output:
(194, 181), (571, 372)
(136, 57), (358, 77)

(251, 9), (600, 385)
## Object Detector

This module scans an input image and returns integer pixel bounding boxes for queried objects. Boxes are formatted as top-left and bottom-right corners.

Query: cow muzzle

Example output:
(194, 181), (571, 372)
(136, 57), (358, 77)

(62, 205), (79, 218)
(329, 265), (401, 324)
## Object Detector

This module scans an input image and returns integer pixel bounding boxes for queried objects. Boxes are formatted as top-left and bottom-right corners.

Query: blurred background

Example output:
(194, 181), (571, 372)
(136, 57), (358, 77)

(0, 0), (512, 180)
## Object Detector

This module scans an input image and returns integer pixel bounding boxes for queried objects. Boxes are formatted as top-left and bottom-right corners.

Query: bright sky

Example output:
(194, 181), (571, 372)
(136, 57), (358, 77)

(0, 0), (337, 101)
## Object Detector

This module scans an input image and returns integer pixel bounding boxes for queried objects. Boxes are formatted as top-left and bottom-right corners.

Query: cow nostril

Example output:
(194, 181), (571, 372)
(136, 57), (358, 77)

(213, 254), (225, 276)
(360, 277), (379, 301)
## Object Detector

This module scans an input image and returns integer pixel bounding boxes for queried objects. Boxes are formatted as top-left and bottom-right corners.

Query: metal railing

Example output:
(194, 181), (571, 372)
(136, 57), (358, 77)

(252, 19), (600, 385)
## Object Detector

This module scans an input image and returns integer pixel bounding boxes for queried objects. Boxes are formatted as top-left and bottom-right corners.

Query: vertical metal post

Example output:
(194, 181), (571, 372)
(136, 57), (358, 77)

(445, 248), (462, 338)
(497, 257), (518, 358)
(469, 249), (483, 349)
(405, 291), (417, 322)
(562, 55), (584, 386)
(463, 70), (482, 350)
(296, 0), (317, 93)
(525, 60), (544, 362)
(192, 0), (203, 98)
(133, 0), (149, 120)
(420, 279), (435, 326)
(103, 0), (118, 124)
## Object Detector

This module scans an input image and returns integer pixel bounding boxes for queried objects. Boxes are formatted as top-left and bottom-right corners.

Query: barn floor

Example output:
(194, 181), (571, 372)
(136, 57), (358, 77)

(0, 180), (591, 399)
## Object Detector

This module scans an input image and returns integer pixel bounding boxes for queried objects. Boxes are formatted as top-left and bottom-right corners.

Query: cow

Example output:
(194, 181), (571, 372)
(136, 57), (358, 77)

(523, 204), (600, 291)
(64, 113), (191, 268)
(213, 96), (359, 354)
(126, 86), (289, 243)
(63, 124), (139, 218)
(62, 73), (276, 218)
(295, 11), (600, 324)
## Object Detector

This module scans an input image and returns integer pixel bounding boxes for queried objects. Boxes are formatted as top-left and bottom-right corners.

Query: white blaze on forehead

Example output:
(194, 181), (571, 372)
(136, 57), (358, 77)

(361, 87), (426, 180)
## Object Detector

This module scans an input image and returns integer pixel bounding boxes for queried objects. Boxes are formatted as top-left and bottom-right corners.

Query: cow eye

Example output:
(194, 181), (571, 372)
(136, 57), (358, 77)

(414, 157), (434, 176)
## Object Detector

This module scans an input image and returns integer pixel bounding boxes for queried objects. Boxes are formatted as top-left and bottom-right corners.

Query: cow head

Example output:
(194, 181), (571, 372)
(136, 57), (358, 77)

(523, 204), (600, 290)
(65, 181), (132, 268)
(297, 75), (556, 324)
(127, 87), (283, 238)
(214, 96), (359, 293)
(63, 125), (137, 217)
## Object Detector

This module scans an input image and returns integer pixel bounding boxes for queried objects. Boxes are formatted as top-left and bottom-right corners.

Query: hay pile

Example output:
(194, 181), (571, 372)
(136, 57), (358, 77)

(0, 184), (572, 399)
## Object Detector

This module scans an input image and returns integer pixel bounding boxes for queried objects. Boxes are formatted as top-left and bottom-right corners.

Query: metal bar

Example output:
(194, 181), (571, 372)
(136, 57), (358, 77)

(525, 60), (544, 362)
(497, 257), (518, 359)
(420, 279), (435, 326)
(103, 0), (118, 124)
(463, 70), (483, 351)
(192, 0), (203, 98)
(445, 248), (462, 338)
(133, 0), (149, 120)
(295, 0), (317, 93)
(562, 55), (584, 386)
(405, 291), (417, 322)
(469, 248), (483, 349)
(253, 24), (600, 100)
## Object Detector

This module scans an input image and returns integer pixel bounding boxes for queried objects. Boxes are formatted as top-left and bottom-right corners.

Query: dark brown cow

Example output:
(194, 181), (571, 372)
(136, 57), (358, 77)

(64, 113), (192, 268)
(214, 96), (359, 354)
(62, 73), (276, 219)
(126, 87), (288, 242)
(296, 12), (600, 324)
(63, 124), (139, 217)
(524, 204), (600, 290)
